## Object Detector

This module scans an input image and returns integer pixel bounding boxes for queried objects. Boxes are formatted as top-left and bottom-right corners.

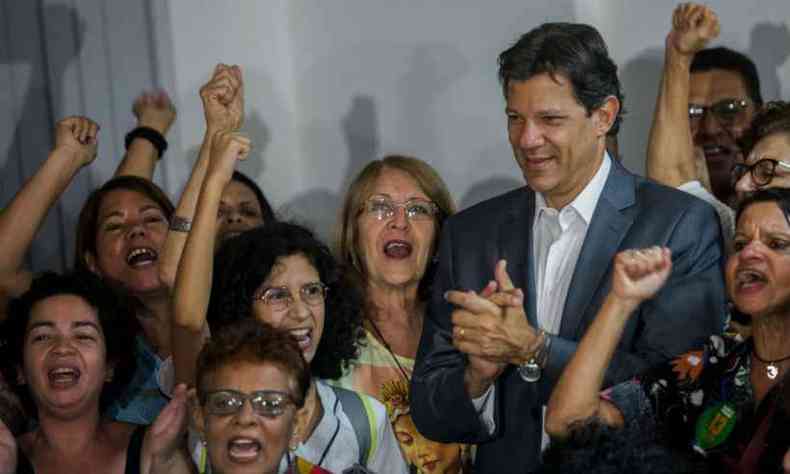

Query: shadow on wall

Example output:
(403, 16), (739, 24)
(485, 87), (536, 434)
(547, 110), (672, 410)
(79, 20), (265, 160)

(279, 94), (380, 243)
(617, 47), (664, 176)
(237, 109), (271, 180)
(0, 3), (87, 272)
(748, 22), (790, 101)
(459, 176), (523, 211)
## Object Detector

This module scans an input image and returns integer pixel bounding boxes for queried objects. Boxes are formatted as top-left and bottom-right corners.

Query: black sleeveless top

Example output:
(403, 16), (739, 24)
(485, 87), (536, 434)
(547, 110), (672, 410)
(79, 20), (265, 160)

(16, 424), (146, 474)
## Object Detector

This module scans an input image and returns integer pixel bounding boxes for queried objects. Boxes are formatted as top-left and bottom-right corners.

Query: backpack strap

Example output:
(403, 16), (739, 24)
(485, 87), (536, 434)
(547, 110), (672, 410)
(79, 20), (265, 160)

(331, 386), (375, 466)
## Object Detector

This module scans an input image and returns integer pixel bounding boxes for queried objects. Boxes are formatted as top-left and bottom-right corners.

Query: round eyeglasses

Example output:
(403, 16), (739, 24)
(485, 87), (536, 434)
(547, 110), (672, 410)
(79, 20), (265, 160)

(731, 158), (790, 188)
(202, 389), (297, 418)
(254, 282), (328, 312)
(361, 195), (439, 221)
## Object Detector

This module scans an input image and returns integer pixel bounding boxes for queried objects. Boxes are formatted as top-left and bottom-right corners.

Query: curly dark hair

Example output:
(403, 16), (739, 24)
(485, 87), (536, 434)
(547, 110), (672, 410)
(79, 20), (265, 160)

(738, 101), (790, 156)
(208, 221), (364, 380)
(0, 271), (139, 419)
(538, 419), (693, 474)
(196, 319), (310, 408)
(498, 23), (625, 136)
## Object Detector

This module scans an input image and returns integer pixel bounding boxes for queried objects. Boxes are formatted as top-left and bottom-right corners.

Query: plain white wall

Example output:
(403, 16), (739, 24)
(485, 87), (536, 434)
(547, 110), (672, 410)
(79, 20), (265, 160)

(158, 0), (790, 241)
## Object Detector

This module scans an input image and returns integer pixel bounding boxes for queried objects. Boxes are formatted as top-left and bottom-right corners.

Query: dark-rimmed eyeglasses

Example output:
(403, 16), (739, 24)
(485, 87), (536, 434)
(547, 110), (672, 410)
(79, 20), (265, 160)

(254, 282), (328, 311)
(731, 158), (790, 187)
(360, 195), (439, 221)
(689, 99), (750, 128)
(202, 389), (296, 418)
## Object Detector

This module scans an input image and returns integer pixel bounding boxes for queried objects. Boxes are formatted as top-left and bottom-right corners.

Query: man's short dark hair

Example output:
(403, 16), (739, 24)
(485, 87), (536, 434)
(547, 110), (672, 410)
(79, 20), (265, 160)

(691, 47), (763, 106)
(498, 23), (625, 135)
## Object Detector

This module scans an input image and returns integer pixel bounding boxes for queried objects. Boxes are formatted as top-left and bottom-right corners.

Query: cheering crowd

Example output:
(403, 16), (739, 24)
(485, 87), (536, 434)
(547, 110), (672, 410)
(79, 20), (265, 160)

(1, 3), (789, 473)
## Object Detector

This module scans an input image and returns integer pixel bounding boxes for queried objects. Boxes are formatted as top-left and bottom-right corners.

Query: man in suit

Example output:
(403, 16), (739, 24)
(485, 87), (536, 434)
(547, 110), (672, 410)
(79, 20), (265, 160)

(410, 22), (727, 473)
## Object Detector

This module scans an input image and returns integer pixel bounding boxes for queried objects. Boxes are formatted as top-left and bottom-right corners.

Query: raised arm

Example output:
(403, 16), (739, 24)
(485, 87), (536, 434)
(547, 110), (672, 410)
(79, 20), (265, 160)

(545, 247), (672, 439)
(114, 90), (177, 179)
(171, 130), (251, 386)
(0, 116), (98, 319)
(646, 4), (719, 187)
(158, 64), (244, 290)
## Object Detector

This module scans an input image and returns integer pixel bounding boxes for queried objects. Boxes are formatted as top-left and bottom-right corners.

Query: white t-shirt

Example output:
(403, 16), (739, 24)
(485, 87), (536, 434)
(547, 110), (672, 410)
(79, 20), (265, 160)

(677, 180), (735, 252)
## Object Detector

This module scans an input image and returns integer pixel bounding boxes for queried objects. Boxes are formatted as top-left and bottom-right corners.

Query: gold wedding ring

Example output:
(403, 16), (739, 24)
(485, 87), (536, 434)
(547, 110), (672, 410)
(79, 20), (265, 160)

(459, 328), (465, 337)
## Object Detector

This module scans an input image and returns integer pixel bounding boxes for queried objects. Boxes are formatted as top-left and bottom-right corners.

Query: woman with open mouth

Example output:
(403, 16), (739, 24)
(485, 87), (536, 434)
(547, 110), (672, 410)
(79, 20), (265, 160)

(0, 110), (178, 427)
(0, 271), (192, 474)
(543, 188), (790, 473)
(334, 156), (469, 473)
(172, 130), (406, 473)
(192, 318), (331, 474)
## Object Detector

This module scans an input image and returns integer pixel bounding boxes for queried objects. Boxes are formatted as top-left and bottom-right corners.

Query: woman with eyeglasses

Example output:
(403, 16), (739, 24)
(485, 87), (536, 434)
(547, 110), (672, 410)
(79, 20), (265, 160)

(333, 156), (470, 473)
(171, 131), (406, 473)
(733, 101), (790, 195)
(544, 188), (790, 473)
(192, 318), (332, 474)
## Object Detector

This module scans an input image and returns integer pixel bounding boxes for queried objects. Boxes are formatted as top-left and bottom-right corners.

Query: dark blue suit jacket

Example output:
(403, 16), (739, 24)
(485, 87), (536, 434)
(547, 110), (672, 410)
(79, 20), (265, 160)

(410, 160), (727, 473)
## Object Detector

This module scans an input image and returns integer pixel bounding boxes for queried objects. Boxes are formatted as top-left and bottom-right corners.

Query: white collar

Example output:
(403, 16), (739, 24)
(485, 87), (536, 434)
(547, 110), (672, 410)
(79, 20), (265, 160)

(535, 152), (611, 225)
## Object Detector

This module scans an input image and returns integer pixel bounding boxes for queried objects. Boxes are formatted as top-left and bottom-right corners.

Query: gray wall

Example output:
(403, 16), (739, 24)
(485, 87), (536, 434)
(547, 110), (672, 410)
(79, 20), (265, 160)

(0, 0), (177, 272)
(160, 0), (790, 244)
(3, 1), (790, 271)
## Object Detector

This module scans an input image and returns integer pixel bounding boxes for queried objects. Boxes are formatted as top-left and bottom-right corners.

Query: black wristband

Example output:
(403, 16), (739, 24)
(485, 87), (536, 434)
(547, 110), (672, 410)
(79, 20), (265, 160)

(125, 126), (168, 159)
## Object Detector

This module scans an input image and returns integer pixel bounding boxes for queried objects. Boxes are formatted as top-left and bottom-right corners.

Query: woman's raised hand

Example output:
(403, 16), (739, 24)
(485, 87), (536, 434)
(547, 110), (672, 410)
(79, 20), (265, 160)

(53, 116), (99, 167)
(611, 247), (672, 304)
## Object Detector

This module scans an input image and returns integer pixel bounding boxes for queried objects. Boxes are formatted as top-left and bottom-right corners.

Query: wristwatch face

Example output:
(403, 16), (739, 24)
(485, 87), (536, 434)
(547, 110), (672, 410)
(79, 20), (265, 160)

(518, 361), (541, 383)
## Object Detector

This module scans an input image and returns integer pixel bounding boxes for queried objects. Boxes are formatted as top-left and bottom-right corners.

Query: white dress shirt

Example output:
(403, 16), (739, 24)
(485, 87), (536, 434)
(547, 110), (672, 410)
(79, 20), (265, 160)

(473, 153), (612, 444)
(533, 153), (611, 335)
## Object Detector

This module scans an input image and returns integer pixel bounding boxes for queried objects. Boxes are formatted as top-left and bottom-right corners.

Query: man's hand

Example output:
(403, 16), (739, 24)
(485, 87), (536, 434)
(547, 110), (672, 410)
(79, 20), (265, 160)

(207, 130), (251, 185)
(668, 3), (720, 57)
(449, 260), (539, 397)
(611, 247), (672, 305)
(145, 384), (189, 468)
(0, 417), (16, 474)
(133, 90), (177, 135)
(54, 116), (99, 167)
(200, 64), (244, 133)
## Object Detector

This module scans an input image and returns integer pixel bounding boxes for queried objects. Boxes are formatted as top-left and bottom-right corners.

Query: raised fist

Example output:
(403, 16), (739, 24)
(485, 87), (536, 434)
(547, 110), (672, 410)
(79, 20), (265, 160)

(208, 130), (251, 184)
(668, 3), (720, 56)
(132, 90), (177, 135)
(612, 247), (672, 304)
(54, 116), (99, 167)
(200, 64), (244, 133)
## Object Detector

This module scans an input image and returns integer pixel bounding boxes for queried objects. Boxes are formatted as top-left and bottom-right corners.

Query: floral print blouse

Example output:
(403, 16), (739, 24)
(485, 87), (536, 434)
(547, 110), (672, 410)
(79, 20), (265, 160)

(606, 334), (788, 473)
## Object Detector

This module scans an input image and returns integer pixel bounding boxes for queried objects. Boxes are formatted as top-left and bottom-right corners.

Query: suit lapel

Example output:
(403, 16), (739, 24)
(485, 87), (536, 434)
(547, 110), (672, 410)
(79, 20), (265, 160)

(498, 189), (538, 326)
(559, 161), (636, 338)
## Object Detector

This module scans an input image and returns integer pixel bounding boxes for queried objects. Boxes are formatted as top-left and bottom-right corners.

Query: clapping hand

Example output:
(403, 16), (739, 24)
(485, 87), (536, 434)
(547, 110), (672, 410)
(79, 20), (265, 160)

(144, 384), (189, 471)
(668, 3), (720, 57)
(449, 260), (539, 396)
(200, 64), (244, 133)
(54, 116), (99, 167)
(611, 247), (672, 304)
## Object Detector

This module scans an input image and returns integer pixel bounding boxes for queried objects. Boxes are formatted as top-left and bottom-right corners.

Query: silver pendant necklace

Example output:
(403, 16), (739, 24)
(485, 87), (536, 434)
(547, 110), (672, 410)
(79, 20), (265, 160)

(752, 349), (790, 380)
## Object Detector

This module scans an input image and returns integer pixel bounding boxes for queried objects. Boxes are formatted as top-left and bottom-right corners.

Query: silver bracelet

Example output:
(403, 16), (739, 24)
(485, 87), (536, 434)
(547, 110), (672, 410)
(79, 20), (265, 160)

(169, 215), (192, 233)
